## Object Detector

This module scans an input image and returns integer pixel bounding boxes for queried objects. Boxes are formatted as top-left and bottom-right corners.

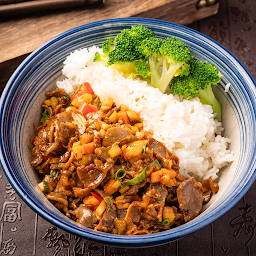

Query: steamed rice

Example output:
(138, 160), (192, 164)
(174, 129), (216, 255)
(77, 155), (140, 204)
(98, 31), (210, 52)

(56, 46), (234, 181)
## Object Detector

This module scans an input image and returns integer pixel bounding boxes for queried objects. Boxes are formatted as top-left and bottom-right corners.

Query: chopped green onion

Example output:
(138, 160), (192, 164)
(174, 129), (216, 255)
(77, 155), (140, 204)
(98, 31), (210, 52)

(104, 196), (113, 211)
(114, 169), (126, 180)
(152, 159), (162, 169)
(142, 144), (146, 153)
(42, 181), (49, 194)
(66, 93), (71, 101)
(99, 101), (102, 108)
(121, 165), (149, 189)
(40, 110), (50, 123)
(66, 93), (73, 106)
(156, 218), (170, 225)
(120, 159), (163, 188)
(50, 170), (59, 180)
(71, 191), (75, 198)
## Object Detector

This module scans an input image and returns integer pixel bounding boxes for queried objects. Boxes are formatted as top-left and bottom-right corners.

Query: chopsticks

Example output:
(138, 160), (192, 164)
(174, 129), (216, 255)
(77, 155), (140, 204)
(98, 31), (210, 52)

(0, 0), (105, 18)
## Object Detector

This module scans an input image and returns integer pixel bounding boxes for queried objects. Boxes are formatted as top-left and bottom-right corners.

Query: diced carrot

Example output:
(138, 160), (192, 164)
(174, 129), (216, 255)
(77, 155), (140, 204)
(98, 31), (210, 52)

(70, 91), (83, 101)
(151, 170), (163, 183)
(83, 82), (94, 95)
(79, 102), (97, 116)
(162, 168), (177, 179)
(151, 168), (177, 184)
(81, 141), (95, 154)
(116, 111), (130, 124)
(83, 195), (100, 207)
(104, 178), (120, 195)
(91, 192), (103, 202)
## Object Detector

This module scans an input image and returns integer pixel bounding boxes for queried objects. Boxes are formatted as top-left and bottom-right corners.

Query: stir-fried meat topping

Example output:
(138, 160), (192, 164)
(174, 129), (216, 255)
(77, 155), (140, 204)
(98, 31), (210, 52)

(32, 85), (218, 235)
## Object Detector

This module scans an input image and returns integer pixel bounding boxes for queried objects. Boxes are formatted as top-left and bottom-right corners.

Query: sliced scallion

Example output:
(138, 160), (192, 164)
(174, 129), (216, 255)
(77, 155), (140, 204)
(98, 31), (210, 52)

(156, 218), (170, 225)
(42, 181), (49, 194)
(114, 169), (126, 180)
(104, 196), (113, 211)
(152, 159), (162, 168)
(121, 165), (149, 188)
(142, 144), (146, 153)
(40, 110), (50, 123)
(50, 170), (59, 180)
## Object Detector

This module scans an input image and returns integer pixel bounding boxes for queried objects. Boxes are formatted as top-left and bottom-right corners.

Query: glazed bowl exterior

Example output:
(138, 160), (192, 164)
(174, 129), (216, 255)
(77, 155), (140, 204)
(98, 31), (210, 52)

(0, 18), (256, 247)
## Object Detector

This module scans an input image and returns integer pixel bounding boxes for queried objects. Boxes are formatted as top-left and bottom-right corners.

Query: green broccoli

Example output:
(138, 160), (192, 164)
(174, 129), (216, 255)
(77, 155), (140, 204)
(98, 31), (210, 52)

(139, 37), (193, 93)
(104, 25), (155, 76)
(170, 60), (222, 121)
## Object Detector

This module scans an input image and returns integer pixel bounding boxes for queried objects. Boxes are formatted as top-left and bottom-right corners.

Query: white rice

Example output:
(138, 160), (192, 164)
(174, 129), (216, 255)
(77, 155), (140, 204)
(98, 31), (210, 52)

(57, 46), (234, 181)
(225, 83), (231, 92)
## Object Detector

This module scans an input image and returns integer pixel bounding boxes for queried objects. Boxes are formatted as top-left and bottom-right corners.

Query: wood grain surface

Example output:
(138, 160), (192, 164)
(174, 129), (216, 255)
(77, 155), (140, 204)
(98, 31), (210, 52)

(0, 0), (256, 255)
(0, 0), (219, 63)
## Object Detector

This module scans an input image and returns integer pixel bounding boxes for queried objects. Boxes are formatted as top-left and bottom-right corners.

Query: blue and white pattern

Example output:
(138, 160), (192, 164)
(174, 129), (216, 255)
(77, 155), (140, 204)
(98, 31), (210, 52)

(0, 18), (255, 247)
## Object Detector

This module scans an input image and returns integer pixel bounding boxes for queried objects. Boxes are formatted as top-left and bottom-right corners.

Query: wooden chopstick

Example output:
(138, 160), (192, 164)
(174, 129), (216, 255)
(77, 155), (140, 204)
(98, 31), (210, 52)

(0, 0), (105, 18)
(0, 0), (35, 5)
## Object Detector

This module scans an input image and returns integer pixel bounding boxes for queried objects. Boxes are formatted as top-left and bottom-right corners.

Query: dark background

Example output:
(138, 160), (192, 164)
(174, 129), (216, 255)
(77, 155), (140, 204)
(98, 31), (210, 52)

(0, 0), (255, 255)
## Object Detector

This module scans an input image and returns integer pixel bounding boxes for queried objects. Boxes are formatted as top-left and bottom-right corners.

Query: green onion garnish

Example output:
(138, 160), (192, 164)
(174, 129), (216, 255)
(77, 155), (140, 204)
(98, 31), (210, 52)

(152, 159), (162, 168)
(142, 144), (146, 153)
(156, 218), (170, 225)
(121, 165), (149, 189)
(114, 169), (126, 180)
(40, 110), (50, 123)
(66, 93), (71, 101)
(42, 181), (49, 194)
(104, 196), (113, 211)
(50, 170), (59, 180)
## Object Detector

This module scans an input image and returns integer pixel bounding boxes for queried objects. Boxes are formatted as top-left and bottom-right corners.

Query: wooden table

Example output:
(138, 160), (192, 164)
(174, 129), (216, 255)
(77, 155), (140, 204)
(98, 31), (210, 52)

(0, 0), (256, 255)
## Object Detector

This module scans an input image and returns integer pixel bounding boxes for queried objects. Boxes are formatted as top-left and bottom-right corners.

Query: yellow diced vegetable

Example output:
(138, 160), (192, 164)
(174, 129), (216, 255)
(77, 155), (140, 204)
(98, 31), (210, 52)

(130, 126), (139, 133)
(80, 134), (92, 145)
(119, 185), (129, 193)
(95, 199), (107, 217)
(71, 93), (92, 108)
(101, 97), (113, 107)
(81, 153), (93, 165)
(108, 145), (122, 158)
(126, 109), (140, 122)
(114, 219), (127, 235)
(43, 99), (51, 106)
(51, 97), (58, 108)
(122, 146), (143, 160)
(109, 110), (117, 123)
(72, 141), (83, 160)
(112, 179), (122, 189)
(120, 104), (128, 112)
(79, 93), (92, 103)
(163, 206), (176, 223)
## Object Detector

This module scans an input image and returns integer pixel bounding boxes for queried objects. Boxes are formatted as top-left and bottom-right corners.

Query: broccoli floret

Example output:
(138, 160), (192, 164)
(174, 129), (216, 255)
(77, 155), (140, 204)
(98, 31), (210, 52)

(151, 37), (193, 93)
(170, 60), (222, 121)
(93, 51), (108, 65)
(94, 39), (113, 65)
(96, 25), (194, 93)
(102, 38), (113, 56)
(103, 25), (155, 76)
(138, 37), (193, 93)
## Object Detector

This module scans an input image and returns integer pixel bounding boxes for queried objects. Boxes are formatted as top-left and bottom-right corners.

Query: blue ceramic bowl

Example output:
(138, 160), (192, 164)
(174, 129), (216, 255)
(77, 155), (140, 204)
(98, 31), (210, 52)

(0, 18), (256, 247)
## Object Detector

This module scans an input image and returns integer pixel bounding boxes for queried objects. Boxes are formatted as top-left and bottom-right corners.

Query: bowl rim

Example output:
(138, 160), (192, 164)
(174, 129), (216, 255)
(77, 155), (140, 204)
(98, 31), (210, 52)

(0, 17), (256, 247)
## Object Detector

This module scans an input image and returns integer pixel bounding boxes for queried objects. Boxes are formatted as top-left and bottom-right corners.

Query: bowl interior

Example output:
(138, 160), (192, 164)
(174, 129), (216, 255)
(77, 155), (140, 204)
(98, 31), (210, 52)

(0, 18), (256, 247)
